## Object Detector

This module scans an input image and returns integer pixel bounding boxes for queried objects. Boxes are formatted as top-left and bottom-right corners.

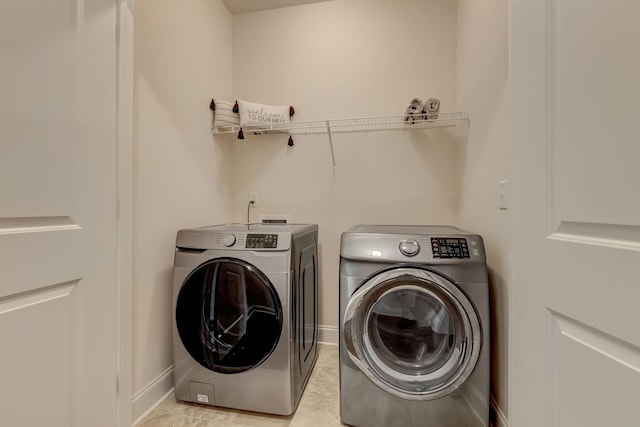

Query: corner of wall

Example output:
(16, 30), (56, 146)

(456, 0), (510, 423)
(132, 0), (233, 420)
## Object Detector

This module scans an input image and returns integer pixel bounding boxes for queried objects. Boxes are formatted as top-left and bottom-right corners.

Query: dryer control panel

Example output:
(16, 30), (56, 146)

(340, 229), (485, 263)
(431, 237), (470, 259)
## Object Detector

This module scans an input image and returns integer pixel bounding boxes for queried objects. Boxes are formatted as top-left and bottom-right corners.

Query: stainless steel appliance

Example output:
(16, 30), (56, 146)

(172, 223), (318, 415)
(340, 225), (490, 427)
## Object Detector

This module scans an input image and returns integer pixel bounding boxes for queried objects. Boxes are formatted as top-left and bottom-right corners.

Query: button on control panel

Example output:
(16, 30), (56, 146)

(431, 237), (470, 259)
(399, 239), (420, 257)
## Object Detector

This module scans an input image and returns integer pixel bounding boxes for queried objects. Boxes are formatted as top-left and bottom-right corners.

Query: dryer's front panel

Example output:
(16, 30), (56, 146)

(343, 267), (482, 401)
(175, 257), (283, 374)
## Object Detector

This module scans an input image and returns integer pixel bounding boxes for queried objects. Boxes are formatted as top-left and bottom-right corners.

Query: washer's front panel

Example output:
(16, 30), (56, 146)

(175, 258), (283, 374)
(172, 254), (296, 415)
(342, 267), (482, 401)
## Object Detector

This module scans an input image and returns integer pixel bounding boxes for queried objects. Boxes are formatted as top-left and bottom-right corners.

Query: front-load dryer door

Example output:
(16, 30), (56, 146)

(343, 267), (482, 400)
(176, 257), (283, 374)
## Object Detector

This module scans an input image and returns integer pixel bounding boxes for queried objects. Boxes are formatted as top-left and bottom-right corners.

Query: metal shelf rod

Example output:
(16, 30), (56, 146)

(326, 120), (336, 168)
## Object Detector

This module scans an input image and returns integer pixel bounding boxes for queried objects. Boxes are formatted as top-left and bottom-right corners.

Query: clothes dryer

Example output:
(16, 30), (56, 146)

(172, 223), (318, 415)
(340, 225), (490, 427)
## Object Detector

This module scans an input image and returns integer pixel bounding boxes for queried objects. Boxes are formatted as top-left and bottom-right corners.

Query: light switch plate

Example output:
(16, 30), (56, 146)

(498, 180), (508, 210)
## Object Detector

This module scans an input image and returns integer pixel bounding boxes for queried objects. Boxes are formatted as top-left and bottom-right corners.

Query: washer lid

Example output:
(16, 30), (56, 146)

(343, 267), (482, 400)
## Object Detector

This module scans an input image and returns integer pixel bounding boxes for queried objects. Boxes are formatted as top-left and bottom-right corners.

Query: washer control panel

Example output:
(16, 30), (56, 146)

(431, 237), (470, 259)
(212, 232), (280, 249)
(399, 239), (420, 257)
(177, 227), (294, 251)
(246, 233), (278, 249)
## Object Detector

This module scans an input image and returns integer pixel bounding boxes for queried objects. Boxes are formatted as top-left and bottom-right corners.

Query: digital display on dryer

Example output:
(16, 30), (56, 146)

(246, 234), (278, 249)
(431, 237), (470, 259)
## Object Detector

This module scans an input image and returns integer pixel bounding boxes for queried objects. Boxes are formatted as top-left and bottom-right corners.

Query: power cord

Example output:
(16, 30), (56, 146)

(247, 200), (255, 223)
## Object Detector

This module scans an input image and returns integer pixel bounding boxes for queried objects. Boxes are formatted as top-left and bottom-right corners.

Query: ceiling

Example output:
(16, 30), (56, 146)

(221, 0), (331, 15)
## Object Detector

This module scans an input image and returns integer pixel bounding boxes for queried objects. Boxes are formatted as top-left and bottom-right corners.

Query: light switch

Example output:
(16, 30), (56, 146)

(498, 180), (508, 210)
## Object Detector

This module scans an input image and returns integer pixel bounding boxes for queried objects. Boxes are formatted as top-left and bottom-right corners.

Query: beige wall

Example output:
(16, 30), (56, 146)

(229, 0), (460, 337)
(133, 0), (233, 420)
(456, 0), (510, 423)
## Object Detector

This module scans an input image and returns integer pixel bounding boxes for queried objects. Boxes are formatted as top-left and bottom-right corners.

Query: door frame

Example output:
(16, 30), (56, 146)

(116, 0), (134, 425)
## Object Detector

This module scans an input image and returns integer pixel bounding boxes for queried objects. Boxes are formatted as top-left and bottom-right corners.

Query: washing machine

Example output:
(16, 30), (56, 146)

(339, 225), (490, 427)
(172, 223), (318, 415)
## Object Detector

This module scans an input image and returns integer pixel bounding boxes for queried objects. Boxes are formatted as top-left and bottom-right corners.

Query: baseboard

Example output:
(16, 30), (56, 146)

(490, 395), (508, 427)
(131, 366), (174, 426)
(318, 324), (338, 345)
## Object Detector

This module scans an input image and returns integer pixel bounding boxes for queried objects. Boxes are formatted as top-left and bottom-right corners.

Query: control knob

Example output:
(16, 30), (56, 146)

(222, 234), (236, 247)
(399, 239), (420, 257)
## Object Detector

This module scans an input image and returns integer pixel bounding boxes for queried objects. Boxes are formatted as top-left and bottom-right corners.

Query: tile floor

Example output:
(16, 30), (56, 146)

(137, 344), (344, 427)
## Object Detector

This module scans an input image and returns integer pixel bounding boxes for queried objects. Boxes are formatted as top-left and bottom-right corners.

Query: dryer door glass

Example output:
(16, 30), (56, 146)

(343, 267), (481, 400)
(176, 258), (282, 374)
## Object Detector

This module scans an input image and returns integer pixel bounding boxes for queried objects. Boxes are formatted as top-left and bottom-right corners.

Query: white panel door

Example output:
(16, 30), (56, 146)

(510, 0), (640, 426)
(0, 1), (119, 426)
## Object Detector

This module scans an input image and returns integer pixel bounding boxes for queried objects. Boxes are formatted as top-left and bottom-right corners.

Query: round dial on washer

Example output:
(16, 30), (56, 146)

(222, 234), (236, 247)
(399, 239), (420, 257)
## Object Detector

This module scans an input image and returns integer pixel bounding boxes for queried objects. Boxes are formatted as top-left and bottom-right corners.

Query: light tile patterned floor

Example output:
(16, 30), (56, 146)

(137, 345), (344, 427)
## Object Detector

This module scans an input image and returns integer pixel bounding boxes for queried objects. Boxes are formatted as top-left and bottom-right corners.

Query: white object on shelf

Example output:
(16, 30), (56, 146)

(212, 112), (469, 167)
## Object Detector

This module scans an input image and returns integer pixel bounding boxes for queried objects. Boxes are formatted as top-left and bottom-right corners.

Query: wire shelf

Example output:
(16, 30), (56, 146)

(211, 112), (469, 135)
(211, 112), (469, 168)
